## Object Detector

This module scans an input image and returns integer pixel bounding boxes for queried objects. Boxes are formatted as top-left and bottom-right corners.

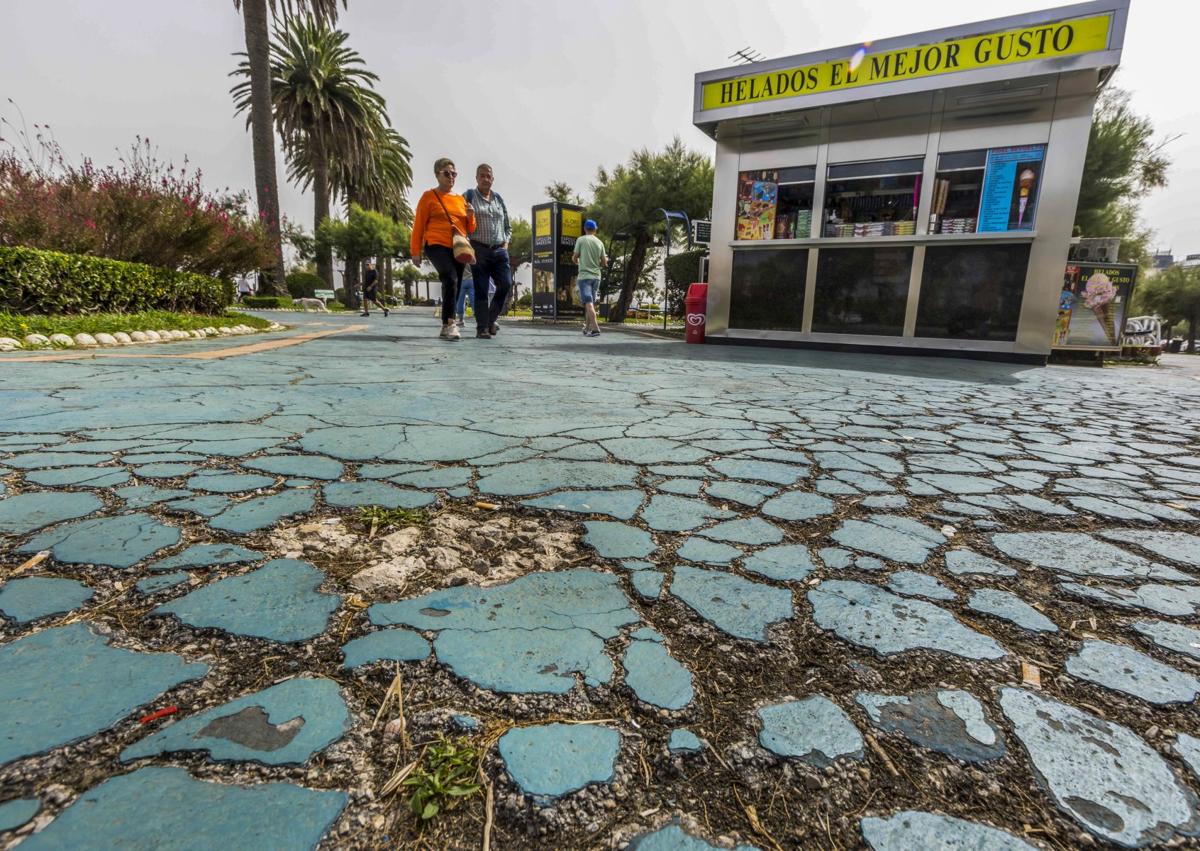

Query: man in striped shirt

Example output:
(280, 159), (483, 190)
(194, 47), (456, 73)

(464, 164), (513, 339)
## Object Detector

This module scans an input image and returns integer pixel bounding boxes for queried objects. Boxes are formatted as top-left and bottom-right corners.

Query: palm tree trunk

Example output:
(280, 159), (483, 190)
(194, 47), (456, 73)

(609, 231), (648, 323)
(242, 0), (286, 294)
(313, 143), (333, 289)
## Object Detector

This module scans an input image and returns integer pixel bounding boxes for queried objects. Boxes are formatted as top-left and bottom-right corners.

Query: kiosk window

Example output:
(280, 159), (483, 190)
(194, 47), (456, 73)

(930, 145), (1046, 234)
(823, 158), (923, 238)
(736, 168), (815, 241)
(730, 248), (808, 331)
(915, 243), (1030, 341)
(812, 247), (912, 336)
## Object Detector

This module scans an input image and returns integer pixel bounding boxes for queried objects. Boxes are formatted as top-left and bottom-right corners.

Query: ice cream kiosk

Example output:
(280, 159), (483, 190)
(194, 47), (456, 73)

(693, 1), (1128, 362)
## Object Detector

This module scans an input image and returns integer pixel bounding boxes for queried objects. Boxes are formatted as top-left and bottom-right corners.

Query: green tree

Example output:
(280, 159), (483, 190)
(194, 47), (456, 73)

(545, 181), (586, 205)
(395, 261), (423, 302)
(232, 14), (386, 290)
(588, 137), (713, 322)
(231, 0), (343, 294)
(1134, 265), (1200, 352)
(1075, 86), (1173, 262)
(316, 203), (408, 291)
(508, 216), (532, 267)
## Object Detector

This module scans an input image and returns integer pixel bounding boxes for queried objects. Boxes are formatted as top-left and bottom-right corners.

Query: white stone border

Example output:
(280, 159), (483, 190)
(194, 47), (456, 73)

(0, 322), (285, 352)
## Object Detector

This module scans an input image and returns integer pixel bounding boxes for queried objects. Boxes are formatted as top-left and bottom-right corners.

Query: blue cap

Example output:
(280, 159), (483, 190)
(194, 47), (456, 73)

(584, 219), (598, 231)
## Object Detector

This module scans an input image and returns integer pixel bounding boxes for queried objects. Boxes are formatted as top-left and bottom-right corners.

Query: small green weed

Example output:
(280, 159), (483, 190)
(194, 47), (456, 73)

(403, 735), (482, 823)
(356, 505), (427, 530)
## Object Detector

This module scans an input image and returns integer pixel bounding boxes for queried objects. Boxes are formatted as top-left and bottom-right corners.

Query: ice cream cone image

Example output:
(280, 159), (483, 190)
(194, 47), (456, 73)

(1017, 168), (1036, 228)
(1082, 272), (1118, 345)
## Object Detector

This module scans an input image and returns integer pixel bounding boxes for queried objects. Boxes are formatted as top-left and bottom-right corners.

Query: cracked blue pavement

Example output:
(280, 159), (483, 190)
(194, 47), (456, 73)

(5, 312), (1200, 848)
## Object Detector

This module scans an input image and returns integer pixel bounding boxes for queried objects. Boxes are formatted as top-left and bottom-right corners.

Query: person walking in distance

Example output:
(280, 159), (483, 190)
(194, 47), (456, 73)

(463, 164), (513, 339)
(410, 157), (476, 341)
(573, 219), (607, 337)
(360, 261), (388, 317)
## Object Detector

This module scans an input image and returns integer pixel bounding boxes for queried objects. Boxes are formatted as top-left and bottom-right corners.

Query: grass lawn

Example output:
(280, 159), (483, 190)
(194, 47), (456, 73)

(0, 310), (272, 340)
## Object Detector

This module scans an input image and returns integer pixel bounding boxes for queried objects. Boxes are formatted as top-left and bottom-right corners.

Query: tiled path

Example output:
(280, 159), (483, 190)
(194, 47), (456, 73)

(3, 310), (1200, 849)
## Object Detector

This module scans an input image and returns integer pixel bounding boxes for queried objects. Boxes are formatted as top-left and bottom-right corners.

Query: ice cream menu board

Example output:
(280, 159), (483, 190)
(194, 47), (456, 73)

(1052, 262), (1137, 350)
(736, 170), (779, 240)
(977, 145), (1045, 233)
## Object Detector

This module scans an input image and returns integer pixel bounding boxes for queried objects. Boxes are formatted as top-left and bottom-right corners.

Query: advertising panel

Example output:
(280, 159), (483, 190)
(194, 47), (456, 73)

(735, 170), (779, 240)
(1052, 262), (1137, 350)
(977, 145), (1045, 232)
(532, 203), (556, 318)
(530, 202), (586, 318)
(555, 204), (585, 317)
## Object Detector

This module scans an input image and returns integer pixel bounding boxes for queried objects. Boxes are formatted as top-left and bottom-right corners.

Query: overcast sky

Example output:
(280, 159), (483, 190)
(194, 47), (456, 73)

(3, 0), (1196, 257)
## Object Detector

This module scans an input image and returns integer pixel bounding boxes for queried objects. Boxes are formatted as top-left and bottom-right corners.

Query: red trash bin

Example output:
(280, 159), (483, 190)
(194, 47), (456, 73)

(685, 283), (708, 344)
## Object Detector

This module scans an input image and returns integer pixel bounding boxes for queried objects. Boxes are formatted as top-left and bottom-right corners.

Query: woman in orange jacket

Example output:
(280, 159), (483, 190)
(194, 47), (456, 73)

(410, 157), (476, 341)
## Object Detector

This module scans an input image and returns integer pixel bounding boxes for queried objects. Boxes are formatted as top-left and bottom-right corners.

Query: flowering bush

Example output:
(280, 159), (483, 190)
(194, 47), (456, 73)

(0, 129), (272, 282)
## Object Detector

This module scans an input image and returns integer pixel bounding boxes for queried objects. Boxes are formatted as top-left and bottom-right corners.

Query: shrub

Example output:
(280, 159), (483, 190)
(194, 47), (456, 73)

(0, 245), (227, 314)
(335, 287), (347, 304)
(285, 270), (323, 299)
(241, 295), (294, 309)
(516, 292), (533, 308)
(0, 133), (272, 279)
(663, 249), (706, 316)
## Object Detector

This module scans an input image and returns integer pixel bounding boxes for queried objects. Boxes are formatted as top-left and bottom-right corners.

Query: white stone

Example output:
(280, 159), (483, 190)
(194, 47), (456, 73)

(202, 327), (218, 336)
(171, 330), (189, 340)
(350, 556), (426, 595)
(156, 330), (173, 341)
(0, 336), (22, 351)
(189, 329), (206, 339)
(217, 326), (234, 335)
(49, 333), (75, 348)
(93, 333), (118, 347)
(112, 332), (133, 345)
(73, 333), (98, 347)
(23, 333), (50, 347)
(129, 331), (148, 342)
(143, 330), (162, 342)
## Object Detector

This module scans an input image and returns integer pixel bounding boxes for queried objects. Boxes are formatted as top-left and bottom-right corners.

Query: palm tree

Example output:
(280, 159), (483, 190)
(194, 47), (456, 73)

(231, 0), (342, 294)
(232, 13), (381, 290)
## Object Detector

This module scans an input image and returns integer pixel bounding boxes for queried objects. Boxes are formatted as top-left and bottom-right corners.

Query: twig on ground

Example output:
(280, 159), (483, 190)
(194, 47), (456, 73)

(865, 734), (900, 778)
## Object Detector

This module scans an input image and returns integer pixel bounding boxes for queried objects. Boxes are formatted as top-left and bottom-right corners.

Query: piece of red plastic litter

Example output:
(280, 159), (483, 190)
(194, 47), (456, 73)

(138, 705), (178, 725)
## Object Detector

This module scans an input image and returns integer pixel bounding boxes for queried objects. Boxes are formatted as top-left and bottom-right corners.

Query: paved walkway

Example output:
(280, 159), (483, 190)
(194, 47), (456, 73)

(3, 309), (1200, 849)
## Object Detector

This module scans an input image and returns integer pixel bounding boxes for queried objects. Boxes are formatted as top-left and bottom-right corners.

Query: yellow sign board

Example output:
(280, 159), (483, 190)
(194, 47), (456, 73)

(535, 209), (551, 237)
(702, 14), (1111, 111)
(561, 209), (583, 238)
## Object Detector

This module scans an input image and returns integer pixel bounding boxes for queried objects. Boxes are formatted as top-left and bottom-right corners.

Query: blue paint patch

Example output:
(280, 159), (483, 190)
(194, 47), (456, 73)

(944, 549), (1016, 577)
(641, 496), (735, 532)
(24, 467), (130, 488)
(887, 571), (956, 602)
(668, 729), (705, 754)
(121, 678), (350, 765)
(154, 559), (340, 643)
(243, 454), (345, 480)
(861, 811), (1036, 850)
(186, 472), (277, 493)
(0, 491), (103, 536)
(968, 589), (1057, 632)
(209, 490), (315, 534)
(18, 766), (346, 851)
(0, 798), (39, 832)
(623, 640), (694, 710)
(583, 521), (656, 559)
(150, 543), (263, 572)
(115, 485), (192, 509)
(136, 572), (189, 594)
(742, 545), (817, 582)
(757, 696), (862, 766)
(323, 481), (434, 509)
(165, 495), (232, 518)
(0, 576), (93, 623)
(499, 723), (620, 799)
(631, 570), (665, 600)
(522, 490), (644, 520)
(831, 516), (944, 565)
(705, 480), (778, 507)
(698, 517), (783, 546)
(677, 537), (743, 565)
(19, 512), (179, 568)
(340, 629), (431, 668)
(670, 566), (793, 642)
(0, 624), (207, 765)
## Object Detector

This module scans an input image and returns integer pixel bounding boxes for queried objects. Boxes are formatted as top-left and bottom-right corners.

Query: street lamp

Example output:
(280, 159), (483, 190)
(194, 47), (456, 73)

(656, 209), (691, 330)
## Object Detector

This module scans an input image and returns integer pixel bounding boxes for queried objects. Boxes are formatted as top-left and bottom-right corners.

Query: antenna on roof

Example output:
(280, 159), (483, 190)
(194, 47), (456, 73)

(729, 47), (765, 64)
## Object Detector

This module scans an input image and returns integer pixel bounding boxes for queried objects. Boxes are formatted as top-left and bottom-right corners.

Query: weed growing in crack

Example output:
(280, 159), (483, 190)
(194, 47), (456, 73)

(403, 734), (482, 824)
(356, 505), (428, 532)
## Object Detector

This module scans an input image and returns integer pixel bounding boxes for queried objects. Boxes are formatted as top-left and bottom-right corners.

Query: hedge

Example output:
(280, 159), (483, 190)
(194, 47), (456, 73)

(241, 295), (295, 309)
(0, 245), (229, 315)
(285, 270), (323, 299)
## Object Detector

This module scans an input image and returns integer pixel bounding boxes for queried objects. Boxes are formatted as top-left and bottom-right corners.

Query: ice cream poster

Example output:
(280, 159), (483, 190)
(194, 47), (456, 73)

(1052, 263), (1137, 350)
(736, 170), (779, 241)
(977, 145), (1045, 233)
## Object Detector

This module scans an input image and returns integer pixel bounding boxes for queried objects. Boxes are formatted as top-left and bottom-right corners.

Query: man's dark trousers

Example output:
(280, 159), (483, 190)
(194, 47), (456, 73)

(470, 243), (512, 331)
